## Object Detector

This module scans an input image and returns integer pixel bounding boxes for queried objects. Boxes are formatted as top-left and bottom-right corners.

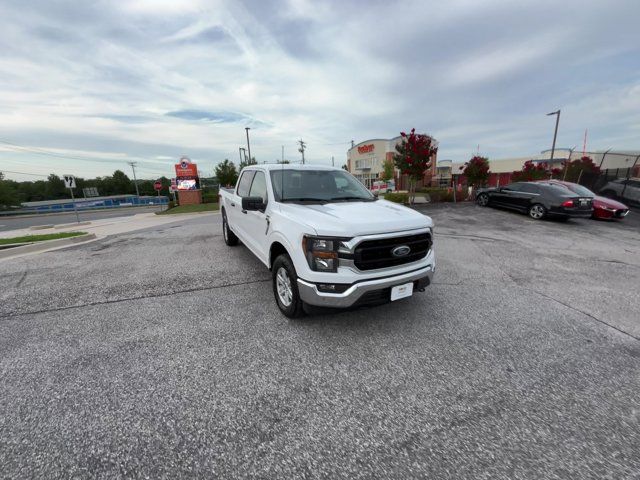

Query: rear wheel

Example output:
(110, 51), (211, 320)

(222, 210), (238, 246)
(477, 193), (489, 207)
(272, 254), (305, 318)
(528, 203), (546, 220)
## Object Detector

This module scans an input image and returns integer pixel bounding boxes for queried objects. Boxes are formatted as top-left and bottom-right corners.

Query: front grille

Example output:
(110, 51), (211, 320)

(354, 232), (431, 271)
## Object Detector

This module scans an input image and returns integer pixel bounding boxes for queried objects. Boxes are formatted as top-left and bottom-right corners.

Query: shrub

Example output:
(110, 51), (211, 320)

(384, 192), (409, 203)
(202, 193), (218, 204)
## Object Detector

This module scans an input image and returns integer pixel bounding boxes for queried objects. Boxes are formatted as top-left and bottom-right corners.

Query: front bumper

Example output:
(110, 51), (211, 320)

(297, 263), (435, 308)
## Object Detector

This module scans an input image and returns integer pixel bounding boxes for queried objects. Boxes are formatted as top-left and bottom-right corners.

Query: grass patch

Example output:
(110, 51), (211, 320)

(0, 231), (87, 246)
(157, 203), (219, 215)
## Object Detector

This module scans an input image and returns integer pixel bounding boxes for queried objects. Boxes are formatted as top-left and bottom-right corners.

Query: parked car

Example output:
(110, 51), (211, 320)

(218, 165), (435, 317)
(599, 178), (640, 207)
(536, 179), (629, 220)
(370, 180), (395, 194)
(476, 181), (593, 220)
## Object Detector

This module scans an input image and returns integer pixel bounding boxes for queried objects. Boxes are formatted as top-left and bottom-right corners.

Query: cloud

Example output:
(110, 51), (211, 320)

(1, 0), (639, 181)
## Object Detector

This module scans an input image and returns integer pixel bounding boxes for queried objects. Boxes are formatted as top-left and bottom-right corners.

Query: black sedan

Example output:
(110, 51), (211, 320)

(476, 182), (594, 220)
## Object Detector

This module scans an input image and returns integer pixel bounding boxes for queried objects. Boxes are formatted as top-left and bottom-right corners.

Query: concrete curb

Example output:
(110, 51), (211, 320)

(0, 233), (97, 261)
(54, 221), (92, 229)
(28, 224), (55, 230)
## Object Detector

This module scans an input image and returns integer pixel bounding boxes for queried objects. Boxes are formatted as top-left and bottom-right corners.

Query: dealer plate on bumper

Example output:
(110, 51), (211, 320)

(391, 282), (413, 301)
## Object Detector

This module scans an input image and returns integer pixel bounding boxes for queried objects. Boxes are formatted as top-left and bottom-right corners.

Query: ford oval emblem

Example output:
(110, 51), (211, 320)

(391, 245), (411, 257)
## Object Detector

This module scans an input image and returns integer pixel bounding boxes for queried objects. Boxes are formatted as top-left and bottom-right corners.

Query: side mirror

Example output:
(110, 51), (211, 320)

(242, 196), (265, 211)
(373, 191), (379, 198)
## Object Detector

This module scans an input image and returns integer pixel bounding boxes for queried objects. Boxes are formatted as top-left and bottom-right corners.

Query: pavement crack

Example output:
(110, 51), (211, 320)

(15, 268), (28, 288)
(532, 290), (640, 342)
(0, 277), (272, 320)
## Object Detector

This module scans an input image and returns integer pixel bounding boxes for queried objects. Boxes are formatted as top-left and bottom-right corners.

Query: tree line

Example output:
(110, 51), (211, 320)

(0, 170), (171, 209)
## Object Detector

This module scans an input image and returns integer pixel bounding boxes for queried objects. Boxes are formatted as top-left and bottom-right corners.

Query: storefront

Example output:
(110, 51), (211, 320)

(346, 136), (438, 189)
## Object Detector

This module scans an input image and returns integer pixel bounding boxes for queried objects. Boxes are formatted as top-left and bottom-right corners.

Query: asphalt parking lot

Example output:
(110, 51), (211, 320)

(1, 204), (639, 479)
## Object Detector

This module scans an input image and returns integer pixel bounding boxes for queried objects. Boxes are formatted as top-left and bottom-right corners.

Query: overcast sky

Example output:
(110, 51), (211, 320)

(1, 0), (639, 181)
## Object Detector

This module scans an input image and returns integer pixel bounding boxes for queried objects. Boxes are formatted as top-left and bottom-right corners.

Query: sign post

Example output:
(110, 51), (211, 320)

(63, 175), (80, 223)
(154, 180), (163, 211)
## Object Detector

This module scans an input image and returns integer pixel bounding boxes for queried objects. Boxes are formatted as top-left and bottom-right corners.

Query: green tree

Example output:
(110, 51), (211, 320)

(215, 159), (239, 186)
(0, 172), (20, 209)
(111, 170), (133, 194)
(381, 158), (395, 182)
(393, 128), (438, 203)
(45, 174), (67, 199)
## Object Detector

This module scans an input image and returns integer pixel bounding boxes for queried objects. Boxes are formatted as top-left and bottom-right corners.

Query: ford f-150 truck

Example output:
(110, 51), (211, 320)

(219, 164), (435, 317)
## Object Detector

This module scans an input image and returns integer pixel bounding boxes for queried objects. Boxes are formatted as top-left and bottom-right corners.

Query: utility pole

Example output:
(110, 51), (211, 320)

(281, 145), (284, 163)
(298, 139), (306, 164)
(332, 156), (334, 167)
(351, 140), (355, 149)
(128, 161), (140, 197)
(245, 127), (252, 165)
(239, 147), (247, 166)
(547, 110), (561, 161)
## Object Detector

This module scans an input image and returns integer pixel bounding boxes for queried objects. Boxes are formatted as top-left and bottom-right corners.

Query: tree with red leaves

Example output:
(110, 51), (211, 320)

(562, 156), (600, 182)
(393, 128), (438, 203)
(512, 160), (550, 182)
(460, 156), (491, 188)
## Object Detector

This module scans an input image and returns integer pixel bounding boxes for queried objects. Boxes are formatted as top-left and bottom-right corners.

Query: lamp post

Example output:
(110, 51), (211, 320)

(245, 127), (252, 165)
(547, 110), (561, 161)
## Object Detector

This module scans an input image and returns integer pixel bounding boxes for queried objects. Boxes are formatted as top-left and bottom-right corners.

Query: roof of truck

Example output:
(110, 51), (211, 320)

(243, 164), (341, 172)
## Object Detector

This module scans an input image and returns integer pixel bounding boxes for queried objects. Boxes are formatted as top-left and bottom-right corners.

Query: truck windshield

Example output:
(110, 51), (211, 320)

(270, 169), (375, 203)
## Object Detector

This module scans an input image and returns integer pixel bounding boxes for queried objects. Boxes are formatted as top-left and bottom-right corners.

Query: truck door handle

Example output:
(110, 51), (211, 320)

(230, 202), (236, 207)
(242, 210), (247, 214)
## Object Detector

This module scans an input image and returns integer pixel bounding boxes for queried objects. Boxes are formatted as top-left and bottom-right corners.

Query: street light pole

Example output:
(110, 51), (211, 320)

(547, 110), (561, 161)
(245, 127), (252, 165)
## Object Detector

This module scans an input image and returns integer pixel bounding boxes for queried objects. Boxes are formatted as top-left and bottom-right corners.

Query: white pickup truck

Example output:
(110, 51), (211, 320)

(219, 164), (435, 317)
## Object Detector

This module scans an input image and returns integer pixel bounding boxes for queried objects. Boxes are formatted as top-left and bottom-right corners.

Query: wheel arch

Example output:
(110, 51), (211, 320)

(269, 241), (290, 270)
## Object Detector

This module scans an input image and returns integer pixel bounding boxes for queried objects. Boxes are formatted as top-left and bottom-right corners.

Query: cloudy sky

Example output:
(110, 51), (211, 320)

(1, 0), (639, 181)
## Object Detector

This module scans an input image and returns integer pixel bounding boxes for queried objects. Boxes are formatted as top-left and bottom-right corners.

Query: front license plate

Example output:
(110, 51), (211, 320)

(391, 282), (414, 301)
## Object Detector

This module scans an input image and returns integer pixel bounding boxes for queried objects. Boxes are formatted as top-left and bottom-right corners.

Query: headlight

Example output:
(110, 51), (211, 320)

(303, 236), (342, 272)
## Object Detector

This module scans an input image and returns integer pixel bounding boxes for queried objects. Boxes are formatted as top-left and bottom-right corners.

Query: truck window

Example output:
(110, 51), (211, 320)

(236, 171), (255, 197)
(249, 171), (267, 203)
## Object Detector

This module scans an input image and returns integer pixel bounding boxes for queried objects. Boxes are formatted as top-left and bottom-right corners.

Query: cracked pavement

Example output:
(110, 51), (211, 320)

(1, 206), (639, 479)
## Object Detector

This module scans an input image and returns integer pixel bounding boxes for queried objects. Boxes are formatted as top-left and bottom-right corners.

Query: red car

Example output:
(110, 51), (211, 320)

(536, 180), (629, 220)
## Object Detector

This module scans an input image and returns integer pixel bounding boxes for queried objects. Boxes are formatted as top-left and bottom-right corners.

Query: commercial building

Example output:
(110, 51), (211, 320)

(347, 137), (438, 189)
(447, 148), (640, 188)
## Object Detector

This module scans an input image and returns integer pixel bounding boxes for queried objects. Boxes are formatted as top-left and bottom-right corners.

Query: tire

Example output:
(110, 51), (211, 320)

(222, 210), (238, 246)
(528, 203), (546, 220)
(272, 254), (305, 318)
(476, 193), (489, 207)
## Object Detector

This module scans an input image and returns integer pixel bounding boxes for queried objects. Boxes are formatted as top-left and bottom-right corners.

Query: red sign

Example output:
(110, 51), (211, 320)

(357, 144), (374, 154)
(154, 181), (162, 191)
(175, 157), (198, 177)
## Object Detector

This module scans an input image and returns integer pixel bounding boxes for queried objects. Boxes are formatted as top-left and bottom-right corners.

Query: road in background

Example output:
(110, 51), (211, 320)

(0, 206), (165, 232)
(1, 206), (639, 478)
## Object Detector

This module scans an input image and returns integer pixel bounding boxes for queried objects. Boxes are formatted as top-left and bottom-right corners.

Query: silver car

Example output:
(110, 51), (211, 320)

(600, 178), (640, 206)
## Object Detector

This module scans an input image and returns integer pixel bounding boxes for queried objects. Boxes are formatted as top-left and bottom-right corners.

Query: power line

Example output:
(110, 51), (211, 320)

(0, 170), (49, 177)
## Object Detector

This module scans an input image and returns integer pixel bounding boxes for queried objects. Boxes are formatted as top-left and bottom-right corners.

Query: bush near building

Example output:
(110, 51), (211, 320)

(384, 192), (409, 204)
(460, 156), (491, 187)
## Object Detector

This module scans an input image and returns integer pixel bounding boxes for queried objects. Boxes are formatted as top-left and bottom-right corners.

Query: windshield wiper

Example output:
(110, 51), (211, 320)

(329, 196), (375, 202)
(281, 197), (328, 203)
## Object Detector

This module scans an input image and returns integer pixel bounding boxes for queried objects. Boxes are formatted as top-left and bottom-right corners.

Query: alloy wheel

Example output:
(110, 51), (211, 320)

(276, 267), (293, 307)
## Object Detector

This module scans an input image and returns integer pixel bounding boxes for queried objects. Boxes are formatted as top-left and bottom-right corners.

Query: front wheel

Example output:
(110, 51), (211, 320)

(272, 254), (305, 318)
(222, 211), (238, 246)
(528, 203), (546, 220)
(477, 193), (489, 207)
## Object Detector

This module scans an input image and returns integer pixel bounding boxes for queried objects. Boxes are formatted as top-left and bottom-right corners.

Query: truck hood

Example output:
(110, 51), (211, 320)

(279, 199), (432, 237)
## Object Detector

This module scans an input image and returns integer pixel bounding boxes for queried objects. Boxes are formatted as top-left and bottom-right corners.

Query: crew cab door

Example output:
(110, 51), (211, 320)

(227, 170), (255, 240)
(241, 170), (270, 264)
